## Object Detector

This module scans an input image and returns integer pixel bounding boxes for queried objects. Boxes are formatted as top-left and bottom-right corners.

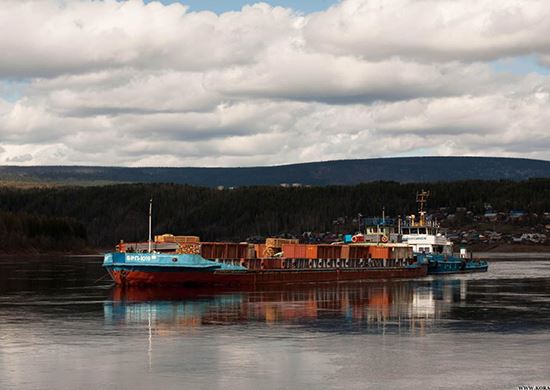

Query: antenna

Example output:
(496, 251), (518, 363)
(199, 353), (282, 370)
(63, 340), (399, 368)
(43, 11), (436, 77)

(416, 190), (430, 226)
(148, 197), (153, 253)
(397, 215), (402, 235)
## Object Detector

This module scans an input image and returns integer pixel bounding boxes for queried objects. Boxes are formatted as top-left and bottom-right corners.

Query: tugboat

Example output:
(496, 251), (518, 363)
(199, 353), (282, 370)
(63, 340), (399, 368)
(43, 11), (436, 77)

(400, 191), (488, 274)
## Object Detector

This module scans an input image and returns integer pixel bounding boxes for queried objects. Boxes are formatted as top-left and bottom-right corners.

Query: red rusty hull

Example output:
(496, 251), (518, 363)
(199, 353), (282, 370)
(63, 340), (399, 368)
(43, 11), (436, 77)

(107, 265), (428, 287)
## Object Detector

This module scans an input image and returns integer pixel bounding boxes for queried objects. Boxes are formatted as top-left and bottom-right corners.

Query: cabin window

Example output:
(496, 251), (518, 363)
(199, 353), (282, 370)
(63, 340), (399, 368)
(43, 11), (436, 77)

(419, 228), (427, 234)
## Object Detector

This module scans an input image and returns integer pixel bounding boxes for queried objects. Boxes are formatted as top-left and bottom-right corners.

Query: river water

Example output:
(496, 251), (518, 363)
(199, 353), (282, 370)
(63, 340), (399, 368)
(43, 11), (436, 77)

(0, 256), (549, 390)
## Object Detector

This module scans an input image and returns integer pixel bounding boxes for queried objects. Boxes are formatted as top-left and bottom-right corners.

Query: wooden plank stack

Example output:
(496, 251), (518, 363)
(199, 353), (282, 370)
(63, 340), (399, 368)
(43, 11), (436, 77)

(264, 238), (299, 257)
(177, 243), (201, 255)
(155, 234), (200, 243)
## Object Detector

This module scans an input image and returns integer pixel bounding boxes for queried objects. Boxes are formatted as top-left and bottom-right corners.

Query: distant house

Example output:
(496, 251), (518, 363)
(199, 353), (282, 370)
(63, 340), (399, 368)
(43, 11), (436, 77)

(513, 233), (547, 243)
(510, 210), (526, 219)
(483, 211), (498, 221)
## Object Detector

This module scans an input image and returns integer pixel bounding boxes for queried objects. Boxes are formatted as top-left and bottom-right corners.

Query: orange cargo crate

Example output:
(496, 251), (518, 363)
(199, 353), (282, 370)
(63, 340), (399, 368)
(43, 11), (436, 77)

(341, 245), (350, 259)
(226, 244), (237, 258)
(238, 244), (248, 258)
(369, 246), (391, 259)
(317, 245), (342, 259)
(254, 244), (266, 258)
(246, 244), (256, 259)
(306, 245), (318, 259)
(200, 243), (219, 259)
(349, 245), (370, 259)
(282, 244), (308, 258)
(200, 242), (248, 259)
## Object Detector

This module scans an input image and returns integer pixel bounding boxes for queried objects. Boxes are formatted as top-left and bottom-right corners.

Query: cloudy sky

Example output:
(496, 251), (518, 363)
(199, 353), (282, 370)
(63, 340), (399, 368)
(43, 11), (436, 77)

(1, 0), (550, 167)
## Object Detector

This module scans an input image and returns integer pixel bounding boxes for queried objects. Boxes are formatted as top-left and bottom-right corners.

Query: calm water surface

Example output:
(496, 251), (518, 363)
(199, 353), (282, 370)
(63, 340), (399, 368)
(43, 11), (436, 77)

(1, 257), (549, 390)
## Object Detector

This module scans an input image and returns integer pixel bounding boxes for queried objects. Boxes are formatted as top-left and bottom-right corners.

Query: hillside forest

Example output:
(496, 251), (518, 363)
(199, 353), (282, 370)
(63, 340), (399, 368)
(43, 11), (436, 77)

(1, 179), (550, 252)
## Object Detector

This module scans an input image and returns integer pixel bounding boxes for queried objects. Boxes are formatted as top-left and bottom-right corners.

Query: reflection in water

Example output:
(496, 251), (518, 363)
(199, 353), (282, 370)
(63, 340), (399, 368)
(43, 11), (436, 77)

(2, 257), (550, 389)
(104, 280), (468, 337)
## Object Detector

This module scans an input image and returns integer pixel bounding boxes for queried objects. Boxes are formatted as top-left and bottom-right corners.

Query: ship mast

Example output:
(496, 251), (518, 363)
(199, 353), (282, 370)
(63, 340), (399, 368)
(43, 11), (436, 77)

(148, 197), (153, 253)
(416, 190), (430, 226)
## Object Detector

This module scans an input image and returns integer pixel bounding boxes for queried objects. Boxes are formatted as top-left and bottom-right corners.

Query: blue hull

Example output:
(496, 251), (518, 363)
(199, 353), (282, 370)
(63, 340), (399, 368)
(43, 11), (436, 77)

(103, 252), (247, 272)
(418, 253), (489, 275)
(103, 252), (429, 286)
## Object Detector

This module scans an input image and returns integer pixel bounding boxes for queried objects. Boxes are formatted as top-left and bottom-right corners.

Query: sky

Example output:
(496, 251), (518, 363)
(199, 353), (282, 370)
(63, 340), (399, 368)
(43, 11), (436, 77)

(1, 0), (550, 167)
(148, 0), (336, 13)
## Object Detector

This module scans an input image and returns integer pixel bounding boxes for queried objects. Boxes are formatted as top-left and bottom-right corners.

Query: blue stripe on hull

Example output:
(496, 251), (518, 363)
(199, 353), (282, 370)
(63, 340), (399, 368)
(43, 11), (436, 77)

(106, 265), (223, 273)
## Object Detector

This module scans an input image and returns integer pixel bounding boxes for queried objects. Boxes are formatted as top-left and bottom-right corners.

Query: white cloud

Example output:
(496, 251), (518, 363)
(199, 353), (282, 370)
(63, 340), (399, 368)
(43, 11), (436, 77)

(6, 153), (33, 163)
(1, 0), (550, 166)
(0, 1), (297, 78)
(305, 0), (550, 62)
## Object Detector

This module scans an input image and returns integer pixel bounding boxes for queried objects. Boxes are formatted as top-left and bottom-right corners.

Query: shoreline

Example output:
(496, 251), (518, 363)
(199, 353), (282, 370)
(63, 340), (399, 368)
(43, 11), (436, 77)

(472, 252), (550, 260)
(466, 243), (550, 253)
(0, 249), (105, 257)
(467, 243), (550, 260)
(2, 250), (550, 261)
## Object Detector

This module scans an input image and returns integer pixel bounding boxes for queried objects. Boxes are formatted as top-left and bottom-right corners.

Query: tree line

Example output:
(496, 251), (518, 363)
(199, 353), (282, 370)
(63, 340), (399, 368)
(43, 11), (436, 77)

(1, 179), (550, 251)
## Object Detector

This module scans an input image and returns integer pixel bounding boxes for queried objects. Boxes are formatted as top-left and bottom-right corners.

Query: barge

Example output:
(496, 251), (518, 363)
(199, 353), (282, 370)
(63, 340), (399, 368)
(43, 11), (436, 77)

(103, 235), (428, 286)
(102, 191), (488, 287)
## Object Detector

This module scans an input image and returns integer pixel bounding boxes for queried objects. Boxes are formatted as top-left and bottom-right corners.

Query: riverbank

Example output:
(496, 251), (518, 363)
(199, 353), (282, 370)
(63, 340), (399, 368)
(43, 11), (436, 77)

(467, 243), (550, 253)
(467, 244), (550, 260)
(0, 248), (103, 257)
(3, 245), (550, 260)
(473, 252), (550, 260)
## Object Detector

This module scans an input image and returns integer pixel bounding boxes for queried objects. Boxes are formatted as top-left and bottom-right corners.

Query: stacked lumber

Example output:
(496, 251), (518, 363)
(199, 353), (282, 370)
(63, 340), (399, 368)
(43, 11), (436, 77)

(174, 235), (200, 244)
(177, 243), (201, 255)
(155, 234), (200, 244)
(264, 237), (299, 257)
(155, 234), (175, 243)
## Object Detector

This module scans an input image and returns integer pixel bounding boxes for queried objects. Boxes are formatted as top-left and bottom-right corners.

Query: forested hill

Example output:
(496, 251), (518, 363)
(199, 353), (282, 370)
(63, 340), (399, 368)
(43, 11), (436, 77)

(2, 157), (550, 187)
(2, 179), (550, 252)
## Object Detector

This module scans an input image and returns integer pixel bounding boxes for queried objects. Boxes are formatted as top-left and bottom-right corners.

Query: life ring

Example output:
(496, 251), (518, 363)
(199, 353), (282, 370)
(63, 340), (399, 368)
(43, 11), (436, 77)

(381, 235), (389, 243)
(352, 234), (365, 243)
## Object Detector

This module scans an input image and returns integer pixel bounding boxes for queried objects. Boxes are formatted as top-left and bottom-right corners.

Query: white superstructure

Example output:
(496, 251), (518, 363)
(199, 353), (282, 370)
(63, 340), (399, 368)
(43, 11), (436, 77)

(400, 190), (453, 255)
(401, 223), (453, 254)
